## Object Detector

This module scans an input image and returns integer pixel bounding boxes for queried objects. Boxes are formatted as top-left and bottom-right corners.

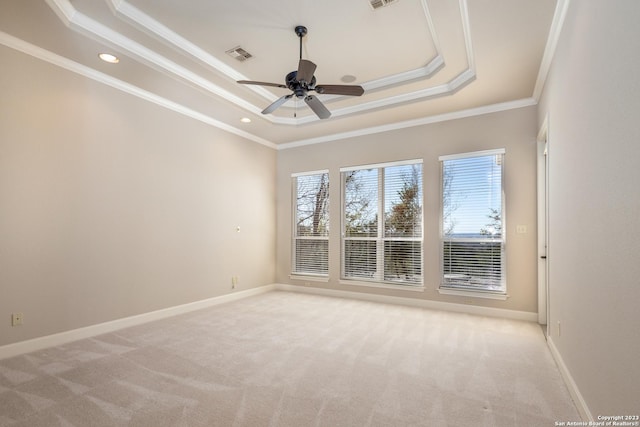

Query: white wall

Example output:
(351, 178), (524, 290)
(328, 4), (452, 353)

(538, 0), (640, 416)
(0, 46), (276, 346)
(277, 106), (539, 314)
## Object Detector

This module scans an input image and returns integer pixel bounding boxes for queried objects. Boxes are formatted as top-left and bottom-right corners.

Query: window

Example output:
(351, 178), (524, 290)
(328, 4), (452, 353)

(292, 171), (329, 277)
(341, 160), (423, 286)
(440, 149), (505, 294)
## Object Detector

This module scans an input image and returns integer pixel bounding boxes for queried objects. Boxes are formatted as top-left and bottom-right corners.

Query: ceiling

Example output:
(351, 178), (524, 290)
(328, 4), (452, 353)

(0, 0), (559, 148)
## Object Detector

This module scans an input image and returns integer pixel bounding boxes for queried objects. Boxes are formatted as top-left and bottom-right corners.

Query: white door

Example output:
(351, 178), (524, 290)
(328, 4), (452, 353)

(537, 119), (549, 331)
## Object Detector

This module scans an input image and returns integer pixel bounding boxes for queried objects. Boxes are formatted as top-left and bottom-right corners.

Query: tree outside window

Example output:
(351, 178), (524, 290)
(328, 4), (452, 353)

(342, 161), (423, 286)
(293, 172), (329, 276)
(440, 151), (505, 294)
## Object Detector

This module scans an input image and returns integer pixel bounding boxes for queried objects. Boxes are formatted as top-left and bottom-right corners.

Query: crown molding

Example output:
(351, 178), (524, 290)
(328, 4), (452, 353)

(107, 0), (448, 102)
(533, 0), (571, 100)
(6, 0), (543, 150)
(278, 98), (537, 150)
(1, 30), (536, 150)
(0, 31), (277, 149)
(43, 0), (75, 25)
(43, 0), (476, 125)
(45, 0), (273, 116)
(292, 68), (476, 124)
(104, 0), (277, 103)
(2, 29), (530, 151)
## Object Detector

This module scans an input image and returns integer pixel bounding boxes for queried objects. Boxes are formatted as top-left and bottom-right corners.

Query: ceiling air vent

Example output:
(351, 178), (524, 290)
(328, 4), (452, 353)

(368, 0), (398, 10)
(225, 46), (252, 62)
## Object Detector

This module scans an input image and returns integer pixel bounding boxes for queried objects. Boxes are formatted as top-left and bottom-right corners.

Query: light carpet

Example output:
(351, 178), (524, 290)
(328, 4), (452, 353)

(0, 291), (580, 426)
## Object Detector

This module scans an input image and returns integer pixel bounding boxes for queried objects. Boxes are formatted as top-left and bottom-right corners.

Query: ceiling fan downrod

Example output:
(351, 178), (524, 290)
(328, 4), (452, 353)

(295, 25), (307, 61)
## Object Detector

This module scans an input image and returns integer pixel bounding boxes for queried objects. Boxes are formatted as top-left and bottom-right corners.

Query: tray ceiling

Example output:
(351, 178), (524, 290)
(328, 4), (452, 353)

(0, 0), (559, 147)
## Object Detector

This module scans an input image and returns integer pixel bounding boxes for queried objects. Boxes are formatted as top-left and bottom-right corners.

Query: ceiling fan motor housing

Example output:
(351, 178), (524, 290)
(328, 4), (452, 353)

(286, 71), (316, 98)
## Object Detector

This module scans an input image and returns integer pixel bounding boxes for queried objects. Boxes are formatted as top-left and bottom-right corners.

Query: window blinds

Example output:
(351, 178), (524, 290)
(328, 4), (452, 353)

(292, 171), (329, 276)
(440, 150), (505, 293)
(341, 160), (423, 286)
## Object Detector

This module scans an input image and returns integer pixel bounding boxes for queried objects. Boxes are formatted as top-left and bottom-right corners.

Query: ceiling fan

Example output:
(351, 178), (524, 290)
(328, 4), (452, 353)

(237, 26), (365, 120)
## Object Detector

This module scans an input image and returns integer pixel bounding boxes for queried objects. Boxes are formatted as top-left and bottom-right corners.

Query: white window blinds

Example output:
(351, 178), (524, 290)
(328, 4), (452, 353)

(292, 171), (329, 277)
(341, 160), (423, 286)
(440, 150), (505, 294)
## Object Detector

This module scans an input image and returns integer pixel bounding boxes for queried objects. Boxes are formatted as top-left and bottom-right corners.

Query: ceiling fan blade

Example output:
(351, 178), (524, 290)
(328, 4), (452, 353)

(297, 59), (316, 84)
(315, 84), (364, 96)
(304, 95), (331, 119)
(238, 80), (287, 89)
(262, 94), (293, 114)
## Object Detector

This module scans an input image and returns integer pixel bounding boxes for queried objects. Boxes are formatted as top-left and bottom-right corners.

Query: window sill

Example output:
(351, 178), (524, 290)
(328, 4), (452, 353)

(290, 274), (329, 283)
(438, 287), (508, 300)
(340, 280), (425, 292)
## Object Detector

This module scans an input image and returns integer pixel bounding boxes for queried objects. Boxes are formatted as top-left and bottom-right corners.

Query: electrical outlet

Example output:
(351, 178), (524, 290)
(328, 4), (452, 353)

(11, 313), (23, 326)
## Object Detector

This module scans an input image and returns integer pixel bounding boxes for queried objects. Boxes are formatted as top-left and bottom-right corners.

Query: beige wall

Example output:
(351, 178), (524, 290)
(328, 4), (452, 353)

(277, 106), (539, 313)
(0, 46), (276, 346)
(537, 0), (640, 416)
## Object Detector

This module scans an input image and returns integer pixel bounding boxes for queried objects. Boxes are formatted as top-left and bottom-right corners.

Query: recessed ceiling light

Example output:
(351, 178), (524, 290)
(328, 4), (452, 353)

(341, 75), (357, 83)
(98, 53), (119, 63)
(240, 117), (251, 123)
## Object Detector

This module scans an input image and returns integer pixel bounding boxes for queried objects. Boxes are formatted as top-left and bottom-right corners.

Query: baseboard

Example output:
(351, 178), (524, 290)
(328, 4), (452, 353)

(0, 284), (276, 360)
(274, 283), (538, 322)
(547, 336), (593, 421)
(1, 283), (537, 360)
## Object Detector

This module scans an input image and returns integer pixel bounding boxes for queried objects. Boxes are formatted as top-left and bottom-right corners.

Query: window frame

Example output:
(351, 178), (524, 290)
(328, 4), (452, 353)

(438, 149), (507, 299)
(291, 170), (330, 281)
(340, 159), (424, 289)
